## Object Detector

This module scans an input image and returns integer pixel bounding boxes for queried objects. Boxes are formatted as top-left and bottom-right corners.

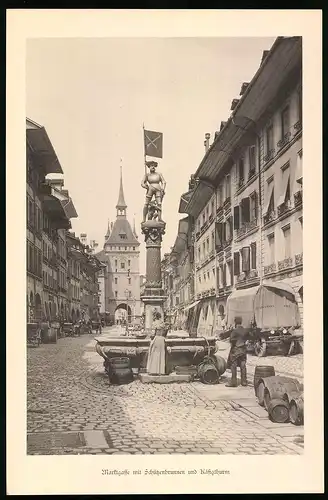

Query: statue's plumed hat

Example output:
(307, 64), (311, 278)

(146, 160), (158, 168)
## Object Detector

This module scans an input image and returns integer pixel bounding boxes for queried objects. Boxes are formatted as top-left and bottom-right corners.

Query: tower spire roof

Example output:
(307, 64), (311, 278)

(105, 219), (110, 239)
(116, 164), (127, 210)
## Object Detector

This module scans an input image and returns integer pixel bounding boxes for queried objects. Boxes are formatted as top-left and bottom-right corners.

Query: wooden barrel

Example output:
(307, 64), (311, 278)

(267, 398), (290, 423)
(257, 380), (266, 406)
(212, 354), (227, 376)
(289, 393), (304, 426)
(109, 357), (133, 385)
(253, 365), (276, 395)
(198, 361), (219, 385)
(262, 376), (302, 410)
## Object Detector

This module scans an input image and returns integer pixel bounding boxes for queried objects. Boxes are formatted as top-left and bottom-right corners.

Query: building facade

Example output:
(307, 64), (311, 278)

(26, 118), (101, 334)
(95, 168), (141, 324)
(26, 118), (68, 324)
(172, 36), (303, 335)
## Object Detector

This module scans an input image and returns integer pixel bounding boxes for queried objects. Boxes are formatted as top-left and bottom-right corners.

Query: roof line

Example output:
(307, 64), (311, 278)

(194, 36), (295, 178)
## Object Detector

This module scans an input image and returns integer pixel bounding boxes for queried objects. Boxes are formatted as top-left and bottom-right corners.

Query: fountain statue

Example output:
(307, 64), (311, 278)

(94, 160), (220, 384)
(140, 161), (167, 339)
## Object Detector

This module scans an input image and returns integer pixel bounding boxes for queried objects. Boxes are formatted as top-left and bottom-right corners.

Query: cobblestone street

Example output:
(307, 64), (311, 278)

(27, 327), (304, 455)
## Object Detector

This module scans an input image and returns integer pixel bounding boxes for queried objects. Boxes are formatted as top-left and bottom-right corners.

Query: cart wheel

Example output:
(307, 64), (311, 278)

(254, 337), (267, 357)
(245, 340), (254, 353)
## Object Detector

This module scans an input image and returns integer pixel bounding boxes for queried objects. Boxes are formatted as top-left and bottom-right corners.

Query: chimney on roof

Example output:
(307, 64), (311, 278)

(261, 50), (270, 66)
(204, 133), (211, 153)
(230, 99), (240, 111)
(80, 233), (87, 245)
(240, 82), (249, 96)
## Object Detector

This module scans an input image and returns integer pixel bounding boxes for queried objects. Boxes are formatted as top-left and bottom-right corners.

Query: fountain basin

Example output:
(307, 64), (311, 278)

(95, 335), (217, 374)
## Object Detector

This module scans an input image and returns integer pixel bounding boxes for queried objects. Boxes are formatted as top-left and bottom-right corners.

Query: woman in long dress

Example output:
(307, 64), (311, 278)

(146, 328), (168, 375)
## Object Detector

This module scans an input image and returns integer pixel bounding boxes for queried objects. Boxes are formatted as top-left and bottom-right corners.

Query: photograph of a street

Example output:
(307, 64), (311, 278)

(26, 35), (304, 456)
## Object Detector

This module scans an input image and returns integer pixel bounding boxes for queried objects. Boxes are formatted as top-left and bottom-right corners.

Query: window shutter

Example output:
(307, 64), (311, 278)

(222, 264), (227, 286)
(241, 197), (251, 223)
(215, 222), (223, 249)
(253, 192), (258, 219)
(233, 206), (240, 230)
(229, 217), (233, 238)
(251, 242), (257, 269)
(241, 246), (250, 272)
(233, 252), (240, 276)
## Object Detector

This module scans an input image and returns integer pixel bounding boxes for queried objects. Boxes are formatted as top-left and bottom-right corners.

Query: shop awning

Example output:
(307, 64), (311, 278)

(60, 198), (78, 219)
(179, 190), (193, 214)
(264, 180), (274, 213)
(277, 169), (290, 207)
(184, 300), (200, 311)
(42, 194), (71, 229)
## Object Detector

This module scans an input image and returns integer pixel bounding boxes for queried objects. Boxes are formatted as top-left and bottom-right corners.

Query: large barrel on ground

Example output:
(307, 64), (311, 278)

(263, 376), (302, 410)
(198, 361), (220, 385)
(254, 365), (276, 395)
(257, 380), (266, 406)
(289, 393), (304, 426)
(109, 357), (133, 385)
(212, 353), (227, 376)
(267, 398), (290, 423)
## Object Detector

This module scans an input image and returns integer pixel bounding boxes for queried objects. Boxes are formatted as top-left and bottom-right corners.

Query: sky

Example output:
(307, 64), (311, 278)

(26, 36), (276, 274)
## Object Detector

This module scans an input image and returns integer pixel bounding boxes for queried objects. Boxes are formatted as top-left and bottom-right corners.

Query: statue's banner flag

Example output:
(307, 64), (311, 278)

(144, 130), (163, 158)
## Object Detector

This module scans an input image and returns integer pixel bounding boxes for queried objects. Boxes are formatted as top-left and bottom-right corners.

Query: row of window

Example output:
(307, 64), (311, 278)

(265, 154), (302, 216)
(109, 246), (136, 251)
(114, 259), (131, 268)
(68, 259), (80, 279)
(114, 291), (132, 298)
(58, 269), (67, 291)
(42, 240), (57, 262)
(26, 195), (43, 233)
(266, 219), (302, 265)
(197, 89), (302, 231)
(197, 243), (257, 287)
(27, 241), (42, 278)
(114, 277), (132, 285)
(57, 235), (67, 261)
(69, 283), (80, 300)
(43, 270), (58, 290)
(265, 91), (302, 157)
(199, 145), (301, 234)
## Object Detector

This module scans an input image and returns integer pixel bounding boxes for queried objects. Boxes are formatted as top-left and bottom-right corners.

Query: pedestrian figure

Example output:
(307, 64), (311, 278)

(225, 316), (249, 387)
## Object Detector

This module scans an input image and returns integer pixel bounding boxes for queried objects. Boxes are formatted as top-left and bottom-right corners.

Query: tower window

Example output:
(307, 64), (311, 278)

(133, 247), (135, 250)
(115, 291), (118, 298)
(121, 262), (125, 269)
(128, 260), (131, 266)
(115, 277), (118, 284)
(128, 278), (131, 285)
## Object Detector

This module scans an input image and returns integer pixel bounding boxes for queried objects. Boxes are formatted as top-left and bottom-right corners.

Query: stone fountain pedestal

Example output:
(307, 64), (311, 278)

(140, 219), (167, 335)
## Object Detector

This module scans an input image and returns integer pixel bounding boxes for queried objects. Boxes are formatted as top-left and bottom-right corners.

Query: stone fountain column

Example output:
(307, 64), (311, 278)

(140, 219), (167, 335)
